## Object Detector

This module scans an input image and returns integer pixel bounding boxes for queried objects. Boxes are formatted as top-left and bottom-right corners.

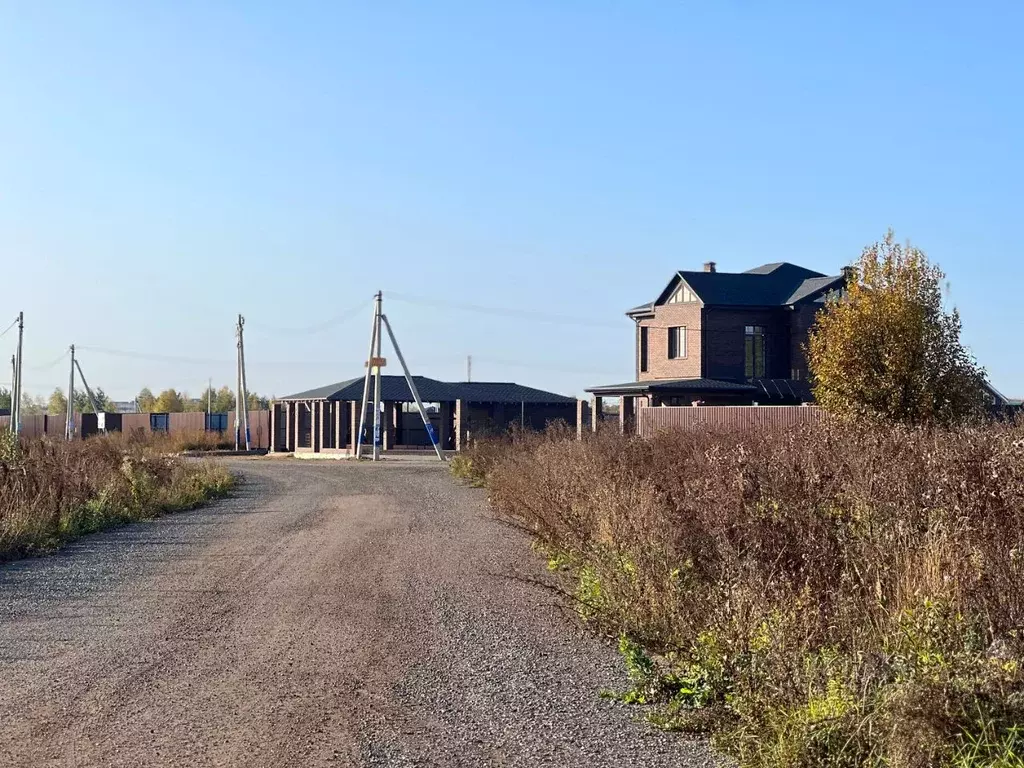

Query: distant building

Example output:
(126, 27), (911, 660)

(111, 400), (139, 414)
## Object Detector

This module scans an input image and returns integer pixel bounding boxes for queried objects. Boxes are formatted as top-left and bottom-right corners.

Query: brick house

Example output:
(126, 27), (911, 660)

(587, 260), (847, 423)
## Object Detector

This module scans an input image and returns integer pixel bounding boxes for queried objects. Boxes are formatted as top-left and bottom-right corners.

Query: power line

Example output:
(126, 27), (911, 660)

(0, 317), (17, 339)
(383, 291), (623, 329)
(28, 351), (69, 371)
(245, 301), (370, 335)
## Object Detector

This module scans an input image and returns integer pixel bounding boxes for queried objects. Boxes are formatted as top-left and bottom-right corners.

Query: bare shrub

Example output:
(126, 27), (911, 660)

(464, 421), (1024, 767)
(0, 434), (234, 560)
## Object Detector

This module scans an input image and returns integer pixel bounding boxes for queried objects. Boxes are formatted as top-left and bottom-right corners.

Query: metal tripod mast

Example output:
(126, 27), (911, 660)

(381, 314), (445, 462)
(355, 297), (379, 459)
(371, 292), (383, 461)
(73, 357), (104, 428)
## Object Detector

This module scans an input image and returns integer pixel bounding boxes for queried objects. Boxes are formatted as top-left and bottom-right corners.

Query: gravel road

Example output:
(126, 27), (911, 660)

(0, 458), (714, 767)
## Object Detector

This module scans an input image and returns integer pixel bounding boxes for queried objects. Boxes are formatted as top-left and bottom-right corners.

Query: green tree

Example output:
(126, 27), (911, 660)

(73, 387), (111, 413)
(247, 392), (270, 410)
(47, 388), (68, 416)
(0, 387), (10, 411)
(152, 388), (185, 413)
(212, 386), (235, 413)
(136, 387), (156, 412)
(20, 393), (44, 416)
(808, 231), (986, 426)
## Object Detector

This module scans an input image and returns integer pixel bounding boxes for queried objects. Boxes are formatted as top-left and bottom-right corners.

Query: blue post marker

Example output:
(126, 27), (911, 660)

(425, 422), (439, 446)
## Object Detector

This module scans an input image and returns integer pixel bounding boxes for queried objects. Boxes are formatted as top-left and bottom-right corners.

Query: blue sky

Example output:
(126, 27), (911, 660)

(1, 1), (1021, 400)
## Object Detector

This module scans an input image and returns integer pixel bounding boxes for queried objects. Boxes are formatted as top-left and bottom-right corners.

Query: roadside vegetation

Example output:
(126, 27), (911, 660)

(0, 430), (234, 561)
(452, 235), (1023, 767)
(454, 422), (1024, 767)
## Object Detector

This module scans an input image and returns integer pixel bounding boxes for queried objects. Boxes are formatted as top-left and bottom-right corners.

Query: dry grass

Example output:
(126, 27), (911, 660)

(112, 428), (237, 453)
(457, 421), (1024, 768)
(0, 431), (234, 560)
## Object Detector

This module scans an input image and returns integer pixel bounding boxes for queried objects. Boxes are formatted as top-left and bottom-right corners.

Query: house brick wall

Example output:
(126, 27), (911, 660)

(637, 303), (703, 381)
(633, 299), (828, 385)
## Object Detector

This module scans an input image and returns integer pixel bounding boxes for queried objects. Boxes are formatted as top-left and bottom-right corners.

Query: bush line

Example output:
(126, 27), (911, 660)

(0, 431), (234, 560)
(454, 422), (1024, 768)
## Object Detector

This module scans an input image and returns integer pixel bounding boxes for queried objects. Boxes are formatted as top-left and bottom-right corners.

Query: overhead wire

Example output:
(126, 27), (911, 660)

(383, 291), (623, 329)
(0, 317), (17, 339)
(245, 300), (371, 335)
(27, 350), (69, 371)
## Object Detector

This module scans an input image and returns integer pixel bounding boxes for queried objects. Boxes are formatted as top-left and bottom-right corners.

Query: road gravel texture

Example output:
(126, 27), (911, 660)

(0, 458), (715, 767)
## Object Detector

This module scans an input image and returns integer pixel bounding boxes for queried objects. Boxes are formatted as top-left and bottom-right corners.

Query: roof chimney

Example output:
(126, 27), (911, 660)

(841, 265), (858, 284)
(703, 261), (716, 273)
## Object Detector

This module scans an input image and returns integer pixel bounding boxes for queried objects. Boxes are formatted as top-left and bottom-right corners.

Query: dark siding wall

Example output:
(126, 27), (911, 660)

(788, 304), (820, 381)
(703, 308), (790, 382)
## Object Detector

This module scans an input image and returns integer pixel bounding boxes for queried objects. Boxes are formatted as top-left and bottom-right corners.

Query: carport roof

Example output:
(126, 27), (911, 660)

(279, 376), (574, 404)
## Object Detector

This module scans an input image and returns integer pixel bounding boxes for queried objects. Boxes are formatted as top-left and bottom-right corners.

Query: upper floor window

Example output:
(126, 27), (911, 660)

(640, 326), (649, 373)
(745, 325), (766, 378)
(668, 326), (686, 359)
(667, 283), (697, 304)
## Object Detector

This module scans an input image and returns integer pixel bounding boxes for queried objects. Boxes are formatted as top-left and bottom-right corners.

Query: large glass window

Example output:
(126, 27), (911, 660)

(668, 326), (686, 359)
(745, 325), (766, 378)
(640, 326), (649, 372)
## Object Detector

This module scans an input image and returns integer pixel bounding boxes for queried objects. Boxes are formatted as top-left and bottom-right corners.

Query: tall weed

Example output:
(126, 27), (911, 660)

(464, 421), (1024, 767)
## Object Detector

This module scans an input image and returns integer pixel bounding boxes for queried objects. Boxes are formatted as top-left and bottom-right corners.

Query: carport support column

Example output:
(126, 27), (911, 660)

(576, 398), (589, 440)
(334, 402), (341, 449)
(317, 401), (326, 452)
(620, 395), (635, 435)
(455, 399), (467, 452)
(349, 400), (358, 452)
(284, 402), (292, 452)
(382, 400), (394, 450)
(591, 396), (603, 433)
(270, 401), (277, 452)
(440, 401), (452, 451)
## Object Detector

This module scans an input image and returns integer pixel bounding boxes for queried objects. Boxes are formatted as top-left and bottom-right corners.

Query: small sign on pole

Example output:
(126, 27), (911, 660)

(366, 357), (387, 368)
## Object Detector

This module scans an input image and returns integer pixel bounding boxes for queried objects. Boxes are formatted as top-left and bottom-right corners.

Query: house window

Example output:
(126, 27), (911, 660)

(668, 326), (686, 359)
(639, 326), (649, 372)
(667, 283), (697, 304)
(745, 325), (766, 378)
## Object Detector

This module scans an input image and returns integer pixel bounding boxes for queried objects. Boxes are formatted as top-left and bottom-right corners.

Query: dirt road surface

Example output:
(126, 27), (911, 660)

(0, 458), (714, 767)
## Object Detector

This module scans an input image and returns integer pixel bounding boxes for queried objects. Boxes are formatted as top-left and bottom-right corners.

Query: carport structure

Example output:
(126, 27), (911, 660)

(272, 375), (576, 456)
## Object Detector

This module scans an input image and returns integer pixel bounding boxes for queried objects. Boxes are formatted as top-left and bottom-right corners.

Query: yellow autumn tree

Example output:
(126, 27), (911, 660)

(808, 231), (986, 426)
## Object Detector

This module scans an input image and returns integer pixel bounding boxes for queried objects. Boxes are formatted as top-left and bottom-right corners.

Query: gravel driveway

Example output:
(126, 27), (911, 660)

(0, 458), (714, 767)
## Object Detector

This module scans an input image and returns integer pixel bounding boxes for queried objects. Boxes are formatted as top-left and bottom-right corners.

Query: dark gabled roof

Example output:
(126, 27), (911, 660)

(629, 262), (842, 313)
(586, 378), (760, 396)
(785, 275), (845, 304)
(447, 382), (575, 404)
(280, 376), (573, 404)
(280, 377), (363, 401)
(626, 301), (655, 318)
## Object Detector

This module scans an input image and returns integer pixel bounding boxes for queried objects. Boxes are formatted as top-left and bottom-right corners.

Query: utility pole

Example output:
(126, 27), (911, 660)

(371, 292), (383, 461)
(235, 321), (242, 450)
(355, 298), (379, 460)
(467, 355), (472, 383)
(208, 377), (212, 417)
(9, 355), (14, 418)
(73, 357), (104, 430)
(381, 314), (445, 462)
(66, 345), (75, 440)
(12, 312), (23, 435)
(238, 315), (251, 451)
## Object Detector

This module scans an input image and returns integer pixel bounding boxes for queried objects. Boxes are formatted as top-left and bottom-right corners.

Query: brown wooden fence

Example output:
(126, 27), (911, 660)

(1, 410), (272, 449)
(638, 405), (823, 437)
